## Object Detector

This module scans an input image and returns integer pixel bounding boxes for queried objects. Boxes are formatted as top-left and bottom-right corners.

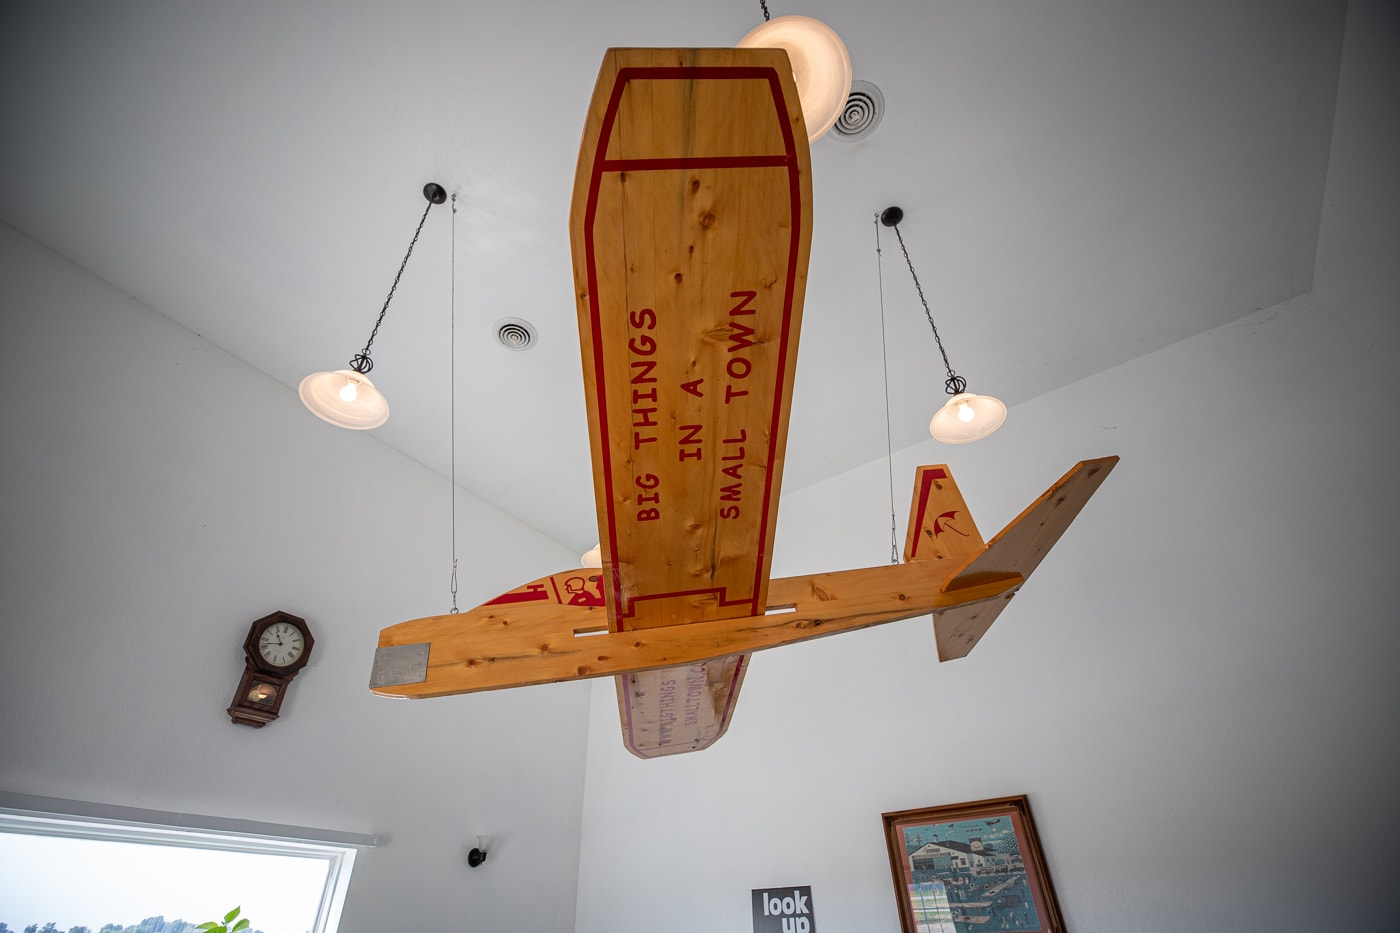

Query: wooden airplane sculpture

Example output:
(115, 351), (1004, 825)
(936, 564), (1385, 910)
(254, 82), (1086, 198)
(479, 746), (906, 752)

(369, 47), (1118, 758)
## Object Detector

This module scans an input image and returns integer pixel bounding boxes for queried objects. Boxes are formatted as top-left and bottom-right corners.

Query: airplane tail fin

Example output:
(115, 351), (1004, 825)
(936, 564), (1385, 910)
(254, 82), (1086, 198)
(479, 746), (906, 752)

(903, 465), (986, 564)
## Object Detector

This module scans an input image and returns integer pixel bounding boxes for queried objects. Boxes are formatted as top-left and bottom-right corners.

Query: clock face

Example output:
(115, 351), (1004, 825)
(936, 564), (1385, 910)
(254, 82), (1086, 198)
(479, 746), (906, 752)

(257, 620), (306, 667)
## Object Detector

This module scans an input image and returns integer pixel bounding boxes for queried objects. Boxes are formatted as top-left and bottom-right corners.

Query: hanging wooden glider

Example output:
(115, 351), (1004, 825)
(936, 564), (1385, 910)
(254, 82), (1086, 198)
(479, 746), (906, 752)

(369, 47), (1118, 758)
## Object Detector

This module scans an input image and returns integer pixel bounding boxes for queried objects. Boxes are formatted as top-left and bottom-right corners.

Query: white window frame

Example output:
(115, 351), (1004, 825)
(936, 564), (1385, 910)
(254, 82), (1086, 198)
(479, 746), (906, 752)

(0, 793), (375, 933)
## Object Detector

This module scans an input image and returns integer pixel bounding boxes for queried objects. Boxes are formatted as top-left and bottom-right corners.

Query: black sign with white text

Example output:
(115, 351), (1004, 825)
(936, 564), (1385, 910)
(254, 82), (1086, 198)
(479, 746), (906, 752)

(752, 886), (815, 933)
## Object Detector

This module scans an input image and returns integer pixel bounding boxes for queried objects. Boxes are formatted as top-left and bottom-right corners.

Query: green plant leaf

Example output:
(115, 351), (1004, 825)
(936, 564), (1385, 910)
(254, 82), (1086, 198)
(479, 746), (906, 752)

(196, 924), (221, 932)
(230, 920), (250, 933)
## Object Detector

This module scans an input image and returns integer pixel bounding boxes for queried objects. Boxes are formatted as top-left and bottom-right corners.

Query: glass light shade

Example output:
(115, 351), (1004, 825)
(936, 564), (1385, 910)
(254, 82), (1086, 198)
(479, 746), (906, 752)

(738, 15), (853, 142)
(581, 544), (602, 568)
(298, 369), (390, 430)
(929, 392), (1007, 444)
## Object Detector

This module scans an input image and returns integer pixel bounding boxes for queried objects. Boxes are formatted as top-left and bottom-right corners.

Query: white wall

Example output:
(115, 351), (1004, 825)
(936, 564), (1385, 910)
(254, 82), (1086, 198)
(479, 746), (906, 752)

(575, 291), (1399, 933)
(0, 223), (590, 933)
(1314, 0), (1400, 375)
(573, 4), (1400, 930)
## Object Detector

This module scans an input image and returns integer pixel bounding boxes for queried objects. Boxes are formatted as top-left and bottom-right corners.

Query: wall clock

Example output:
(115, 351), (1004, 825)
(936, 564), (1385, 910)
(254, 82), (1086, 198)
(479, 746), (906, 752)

(227, 610), (314, 727)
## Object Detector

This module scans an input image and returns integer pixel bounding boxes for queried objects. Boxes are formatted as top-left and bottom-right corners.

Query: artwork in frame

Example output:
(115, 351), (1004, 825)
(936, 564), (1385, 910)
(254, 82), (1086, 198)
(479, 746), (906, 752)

(882, 795), (1065, 933)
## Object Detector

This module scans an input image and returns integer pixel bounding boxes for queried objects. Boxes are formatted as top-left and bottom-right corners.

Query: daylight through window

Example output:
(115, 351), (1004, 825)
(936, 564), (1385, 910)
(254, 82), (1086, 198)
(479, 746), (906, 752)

(0, 796), (371, 933)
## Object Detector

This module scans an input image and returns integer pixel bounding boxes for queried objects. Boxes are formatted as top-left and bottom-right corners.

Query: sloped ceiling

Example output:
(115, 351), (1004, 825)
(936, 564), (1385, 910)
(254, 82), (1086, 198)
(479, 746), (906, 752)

(0, 0), (1344, 551)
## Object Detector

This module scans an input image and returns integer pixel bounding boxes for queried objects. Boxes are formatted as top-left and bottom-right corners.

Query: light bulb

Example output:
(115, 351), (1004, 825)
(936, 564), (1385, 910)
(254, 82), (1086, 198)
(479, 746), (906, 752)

(929, 392), (1007, 444)
(738, 15), (853, 142)
(299, 369), (390, 429)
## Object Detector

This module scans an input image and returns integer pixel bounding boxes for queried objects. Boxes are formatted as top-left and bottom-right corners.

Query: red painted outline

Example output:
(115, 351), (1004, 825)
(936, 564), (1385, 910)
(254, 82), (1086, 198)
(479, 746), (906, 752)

(485, 583), (551, 606)
(599, 155), (790, 172)
(582, 64), (802, 628)
(624, 586), (749, 610)
(909, 469), (947, 560)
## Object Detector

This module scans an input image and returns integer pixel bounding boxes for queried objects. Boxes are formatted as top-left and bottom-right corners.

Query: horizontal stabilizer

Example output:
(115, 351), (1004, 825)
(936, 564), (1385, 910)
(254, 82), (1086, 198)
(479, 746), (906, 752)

(944, 457), (1118, 592)
(932, 593), (1017, 662)
(932, 457), (1118, 659)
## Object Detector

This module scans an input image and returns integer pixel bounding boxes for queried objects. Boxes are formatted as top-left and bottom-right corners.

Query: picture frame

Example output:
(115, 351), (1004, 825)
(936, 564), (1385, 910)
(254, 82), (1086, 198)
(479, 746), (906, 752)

(882, 795), (1065, 933)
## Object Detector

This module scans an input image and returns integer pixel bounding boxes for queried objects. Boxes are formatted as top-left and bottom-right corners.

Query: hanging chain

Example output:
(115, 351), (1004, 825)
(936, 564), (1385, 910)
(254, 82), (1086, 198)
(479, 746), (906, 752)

(449, 193), (460, 614)
(350, 197), (437, 374)
(890, 223), (966, 397)
(874, 215), (900, 565)
(759, 0), (771, 21)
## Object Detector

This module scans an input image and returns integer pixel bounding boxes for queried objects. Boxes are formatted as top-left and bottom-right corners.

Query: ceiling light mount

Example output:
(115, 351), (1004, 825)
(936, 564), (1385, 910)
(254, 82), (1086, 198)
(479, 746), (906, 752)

(299, 183), (447, 429)
(348, 183), (448, 377)
(880, 206), (1007, 444)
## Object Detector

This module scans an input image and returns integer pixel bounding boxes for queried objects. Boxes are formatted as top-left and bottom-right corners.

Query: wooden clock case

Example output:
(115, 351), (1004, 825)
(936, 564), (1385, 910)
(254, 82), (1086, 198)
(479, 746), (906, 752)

(227, 610), (314, 728)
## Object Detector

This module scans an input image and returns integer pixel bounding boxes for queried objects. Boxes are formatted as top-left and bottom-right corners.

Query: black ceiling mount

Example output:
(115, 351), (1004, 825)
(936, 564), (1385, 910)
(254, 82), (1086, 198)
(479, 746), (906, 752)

(348, 182), (448, 374)
(877, 204), (968, 397)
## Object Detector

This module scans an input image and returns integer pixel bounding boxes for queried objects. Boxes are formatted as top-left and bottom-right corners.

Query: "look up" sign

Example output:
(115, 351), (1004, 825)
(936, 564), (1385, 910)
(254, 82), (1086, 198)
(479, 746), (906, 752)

(751, 886), (816, 933)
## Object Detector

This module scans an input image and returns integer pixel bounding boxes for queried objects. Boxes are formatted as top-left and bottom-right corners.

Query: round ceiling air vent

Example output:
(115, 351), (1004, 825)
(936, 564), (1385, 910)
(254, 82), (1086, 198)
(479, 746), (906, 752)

(832, 80), (884, 142)
(494, 318), (537, 351)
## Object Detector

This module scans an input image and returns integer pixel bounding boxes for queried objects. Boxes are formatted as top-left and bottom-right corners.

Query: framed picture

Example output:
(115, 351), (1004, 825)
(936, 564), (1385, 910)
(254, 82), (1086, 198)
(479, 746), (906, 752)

(882, 795), (1064, 933)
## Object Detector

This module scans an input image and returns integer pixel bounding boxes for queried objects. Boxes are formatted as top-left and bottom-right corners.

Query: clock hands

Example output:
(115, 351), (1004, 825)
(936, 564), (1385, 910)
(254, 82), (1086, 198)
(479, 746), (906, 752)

(255, 624), (306, 667)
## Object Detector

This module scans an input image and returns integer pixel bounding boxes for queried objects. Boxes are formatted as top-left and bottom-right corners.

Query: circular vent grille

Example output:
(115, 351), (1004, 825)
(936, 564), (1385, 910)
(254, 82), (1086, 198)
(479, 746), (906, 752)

(832, 80), (884, 142)
(495, 318), (537, 351)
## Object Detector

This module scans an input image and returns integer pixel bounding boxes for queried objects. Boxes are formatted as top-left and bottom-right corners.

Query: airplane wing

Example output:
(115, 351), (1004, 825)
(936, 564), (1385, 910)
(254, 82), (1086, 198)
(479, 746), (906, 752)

(568, 47), (812, 756)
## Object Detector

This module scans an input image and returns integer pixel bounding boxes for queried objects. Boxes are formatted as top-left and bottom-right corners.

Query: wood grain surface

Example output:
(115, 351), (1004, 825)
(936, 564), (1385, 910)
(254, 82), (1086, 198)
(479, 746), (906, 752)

(567, 47), (811, 756)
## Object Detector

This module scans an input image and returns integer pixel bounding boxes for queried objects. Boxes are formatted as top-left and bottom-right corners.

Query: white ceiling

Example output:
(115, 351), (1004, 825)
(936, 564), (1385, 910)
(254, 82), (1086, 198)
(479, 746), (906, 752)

(0, 0), (1344, 552)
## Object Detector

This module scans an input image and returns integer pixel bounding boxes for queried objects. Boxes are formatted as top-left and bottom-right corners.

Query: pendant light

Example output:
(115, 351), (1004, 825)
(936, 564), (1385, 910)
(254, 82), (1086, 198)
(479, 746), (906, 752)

(299, 182), (448, 429)
(737, 2), (852, 142)
(880, 206), (1007, 444)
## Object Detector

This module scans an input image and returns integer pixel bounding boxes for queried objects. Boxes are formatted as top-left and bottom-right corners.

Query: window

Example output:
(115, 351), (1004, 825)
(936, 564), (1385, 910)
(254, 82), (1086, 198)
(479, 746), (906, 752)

(0, 794), (372, 933)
